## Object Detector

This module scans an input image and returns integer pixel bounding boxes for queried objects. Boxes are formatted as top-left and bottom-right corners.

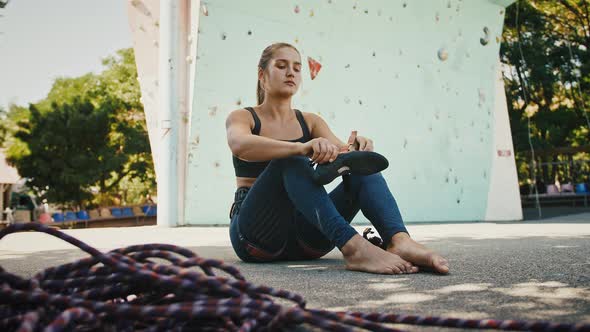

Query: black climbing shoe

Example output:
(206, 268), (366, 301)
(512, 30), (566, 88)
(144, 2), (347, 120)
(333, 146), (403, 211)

(363, 227), (384, 249)
(311, 151), (389, 185)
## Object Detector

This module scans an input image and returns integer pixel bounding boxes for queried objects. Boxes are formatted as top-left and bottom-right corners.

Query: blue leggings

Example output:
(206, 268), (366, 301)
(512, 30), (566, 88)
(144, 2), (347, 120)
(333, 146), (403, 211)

(229, 156), (408, 262)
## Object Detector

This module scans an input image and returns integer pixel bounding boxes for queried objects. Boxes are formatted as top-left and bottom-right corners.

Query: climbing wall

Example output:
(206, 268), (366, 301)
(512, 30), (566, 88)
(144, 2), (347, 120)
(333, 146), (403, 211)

(131, 0), (521, 225)
(127, 0), (161, 178)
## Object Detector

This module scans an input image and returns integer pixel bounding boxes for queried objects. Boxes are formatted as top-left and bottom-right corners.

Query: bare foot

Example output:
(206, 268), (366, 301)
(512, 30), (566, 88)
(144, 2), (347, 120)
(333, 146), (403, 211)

(341, 234), (418, 274)
(387, 232), (450, 274)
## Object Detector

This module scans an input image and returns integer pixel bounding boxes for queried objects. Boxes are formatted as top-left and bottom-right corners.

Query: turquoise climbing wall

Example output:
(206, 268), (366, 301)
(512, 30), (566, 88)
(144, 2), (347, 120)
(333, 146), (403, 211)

(183, 0), (520, 225)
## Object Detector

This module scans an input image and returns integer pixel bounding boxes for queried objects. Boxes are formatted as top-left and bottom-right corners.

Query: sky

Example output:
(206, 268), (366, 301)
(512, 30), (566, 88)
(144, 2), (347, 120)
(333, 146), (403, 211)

(0, 0), (132, 108)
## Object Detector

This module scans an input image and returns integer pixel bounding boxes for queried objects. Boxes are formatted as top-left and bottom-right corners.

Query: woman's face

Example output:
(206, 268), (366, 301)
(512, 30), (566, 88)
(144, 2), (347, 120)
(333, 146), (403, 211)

(260, 47), (302, 99)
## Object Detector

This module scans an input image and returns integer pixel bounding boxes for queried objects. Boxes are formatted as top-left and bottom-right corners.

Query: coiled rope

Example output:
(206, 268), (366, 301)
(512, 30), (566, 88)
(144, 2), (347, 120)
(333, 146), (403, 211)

(1, 223), (589, 332)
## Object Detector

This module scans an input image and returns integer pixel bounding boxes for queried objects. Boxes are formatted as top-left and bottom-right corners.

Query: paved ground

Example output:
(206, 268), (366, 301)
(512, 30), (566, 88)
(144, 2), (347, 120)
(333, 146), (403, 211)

(1, 210), (589, 331)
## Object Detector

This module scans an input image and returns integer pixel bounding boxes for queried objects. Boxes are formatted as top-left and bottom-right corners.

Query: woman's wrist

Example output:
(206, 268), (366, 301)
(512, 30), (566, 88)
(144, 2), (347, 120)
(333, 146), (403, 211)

(294, 142), (306, 156)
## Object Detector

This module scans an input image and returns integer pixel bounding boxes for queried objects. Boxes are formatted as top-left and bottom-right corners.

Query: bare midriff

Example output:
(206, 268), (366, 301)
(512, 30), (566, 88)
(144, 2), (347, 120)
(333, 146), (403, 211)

(236, 177), (257, 189)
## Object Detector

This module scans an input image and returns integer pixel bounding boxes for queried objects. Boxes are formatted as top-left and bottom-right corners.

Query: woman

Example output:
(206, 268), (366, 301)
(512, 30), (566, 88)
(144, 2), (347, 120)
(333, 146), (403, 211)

(225, 42), (449, 275)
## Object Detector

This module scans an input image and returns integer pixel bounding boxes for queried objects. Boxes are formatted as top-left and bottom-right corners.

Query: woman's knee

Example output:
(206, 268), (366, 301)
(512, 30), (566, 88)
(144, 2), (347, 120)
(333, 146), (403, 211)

(270, 156), (314, 174)
(348, 172), (385, 188)
(276, 155), (312, 166)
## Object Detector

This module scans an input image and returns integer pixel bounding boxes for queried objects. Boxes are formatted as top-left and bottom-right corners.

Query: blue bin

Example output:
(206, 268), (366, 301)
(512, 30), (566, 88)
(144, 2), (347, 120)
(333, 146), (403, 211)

(64, 211), (77, 221)
(111, 208), (122, 218)
(145, 205), (157, 216)
(52, 213), (64, 222)
(76, 210), (90, 220)
(121, 207), (134, 217)
(575, 183), (588, 194)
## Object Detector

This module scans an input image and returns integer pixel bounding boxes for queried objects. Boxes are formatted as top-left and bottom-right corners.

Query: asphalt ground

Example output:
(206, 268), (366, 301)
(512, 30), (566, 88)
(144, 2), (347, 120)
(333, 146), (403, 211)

(1, 211), (589, 331)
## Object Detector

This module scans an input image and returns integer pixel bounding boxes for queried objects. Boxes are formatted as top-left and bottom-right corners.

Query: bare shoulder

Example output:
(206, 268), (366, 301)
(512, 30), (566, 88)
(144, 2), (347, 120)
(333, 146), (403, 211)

(298, 110), (344, 145)
(299, 111), (324, 129)
(225, 108), (254, 129)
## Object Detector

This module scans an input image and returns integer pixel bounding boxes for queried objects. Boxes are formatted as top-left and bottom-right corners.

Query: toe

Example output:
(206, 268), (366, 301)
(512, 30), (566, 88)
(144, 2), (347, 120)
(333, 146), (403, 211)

(404, 262), (414, 272)
(434, 258), (450, 274)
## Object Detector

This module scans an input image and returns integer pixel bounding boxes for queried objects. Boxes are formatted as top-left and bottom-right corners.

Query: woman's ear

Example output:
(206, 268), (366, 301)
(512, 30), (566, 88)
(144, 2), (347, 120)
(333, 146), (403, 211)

(258, 68), (264, 81)
(258, 68), (265, 89)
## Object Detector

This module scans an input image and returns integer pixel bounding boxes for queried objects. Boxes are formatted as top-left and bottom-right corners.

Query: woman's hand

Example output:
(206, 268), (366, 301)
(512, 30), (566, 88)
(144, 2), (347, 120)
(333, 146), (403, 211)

(353, 136), (374, 152)
(300, 137), (341, 164)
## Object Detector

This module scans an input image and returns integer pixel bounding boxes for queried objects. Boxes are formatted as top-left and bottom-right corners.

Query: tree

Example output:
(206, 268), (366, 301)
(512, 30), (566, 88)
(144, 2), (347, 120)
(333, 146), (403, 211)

(9, 99), (116, 207)
(5, 48), (155, 206)
(0, 107), (7, 147)
(501, 0), (590, 185)
(1, 104), (31, 153)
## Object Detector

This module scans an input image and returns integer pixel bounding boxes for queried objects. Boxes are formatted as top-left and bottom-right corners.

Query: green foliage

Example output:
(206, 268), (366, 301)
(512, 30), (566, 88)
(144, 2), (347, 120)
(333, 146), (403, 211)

(1, 104), (31, 156)
(501, 0), (590, 184)
(9, 99), (114, 207)
(4, 48), (155, 207)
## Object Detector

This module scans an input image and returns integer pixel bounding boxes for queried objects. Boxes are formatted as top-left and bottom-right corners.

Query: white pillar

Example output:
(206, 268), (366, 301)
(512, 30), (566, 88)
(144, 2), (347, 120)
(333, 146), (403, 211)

(0, 184), (5, 221)
(177, 0), (190, 226)
(158, 0), (190, 227)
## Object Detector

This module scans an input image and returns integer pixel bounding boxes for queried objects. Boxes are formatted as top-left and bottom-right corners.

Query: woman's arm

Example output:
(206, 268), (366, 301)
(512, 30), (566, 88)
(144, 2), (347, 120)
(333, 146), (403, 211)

(305, 112), (374, 152)
(225, 109), (304, 161)
(305, 113), (348, 149)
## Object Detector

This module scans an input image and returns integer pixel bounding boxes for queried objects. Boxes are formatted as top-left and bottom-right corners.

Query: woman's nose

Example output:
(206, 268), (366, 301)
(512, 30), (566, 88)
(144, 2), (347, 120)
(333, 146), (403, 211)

(286, 67), (295, 77)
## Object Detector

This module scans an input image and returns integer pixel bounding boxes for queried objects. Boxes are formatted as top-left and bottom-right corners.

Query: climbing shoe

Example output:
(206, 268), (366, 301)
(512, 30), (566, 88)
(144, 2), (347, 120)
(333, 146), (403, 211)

(311, 150), (389, 185)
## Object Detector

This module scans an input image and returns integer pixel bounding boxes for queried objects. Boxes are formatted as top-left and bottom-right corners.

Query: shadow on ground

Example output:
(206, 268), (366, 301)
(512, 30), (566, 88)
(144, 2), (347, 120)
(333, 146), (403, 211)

(1, 235), (589, 330)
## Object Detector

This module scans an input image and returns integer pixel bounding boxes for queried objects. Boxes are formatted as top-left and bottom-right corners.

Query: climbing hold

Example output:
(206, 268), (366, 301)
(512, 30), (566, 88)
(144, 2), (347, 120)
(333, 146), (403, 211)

(131, 0), (152, 17)
(438, 48), (449, 61)
(308, 57), (322, 80)
(480, 27), (490, 46)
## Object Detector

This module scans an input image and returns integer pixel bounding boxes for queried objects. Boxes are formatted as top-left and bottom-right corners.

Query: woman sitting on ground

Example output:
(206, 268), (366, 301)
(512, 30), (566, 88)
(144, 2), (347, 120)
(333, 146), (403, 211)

(225, 42), (449, 275)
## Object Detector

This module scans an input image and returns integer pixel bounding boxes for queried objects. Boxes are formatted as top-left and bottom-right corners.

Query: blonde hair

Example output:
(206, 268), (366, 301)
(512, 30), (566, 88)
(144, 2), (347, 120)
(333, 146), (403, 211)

(256, 42), (301, 105)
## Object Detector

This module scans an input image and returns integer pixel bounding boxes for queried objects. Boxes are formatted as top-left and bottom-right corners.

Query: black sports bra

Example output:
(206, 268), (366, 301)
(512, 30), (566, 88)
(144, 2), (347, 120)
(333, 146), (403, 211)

(232, 107), (312, 178)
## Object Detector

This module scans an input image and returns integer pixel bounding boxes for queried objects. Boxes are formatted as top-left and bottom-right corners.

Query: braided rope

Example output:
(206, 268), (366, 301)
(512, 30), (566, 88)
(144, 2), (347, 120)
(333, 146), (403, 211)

(1, 223), (588, 331)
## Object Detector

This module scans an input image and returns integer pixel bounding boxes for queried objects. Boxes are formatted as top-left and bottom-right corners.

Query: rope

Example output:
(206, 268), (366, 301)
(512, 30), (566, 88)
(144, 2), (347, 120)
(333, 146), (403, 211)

(515, 0), (542, 218)
(1, 223), (589, 331)
(566, 41), (590, 132)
